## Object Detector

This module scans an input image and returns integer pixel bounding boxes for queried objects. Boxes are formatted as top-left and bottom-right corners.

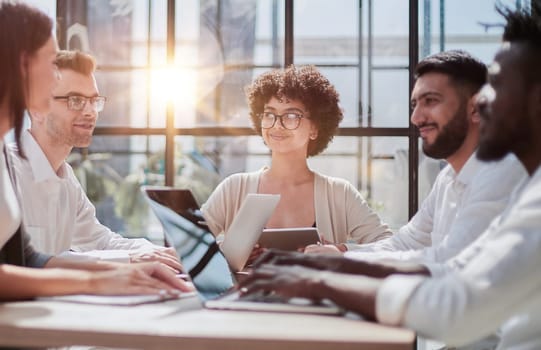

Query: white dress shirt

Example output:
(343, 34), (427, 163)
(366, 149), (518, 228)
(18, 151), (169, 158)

(7, 130), (155, 261)
(0, 140), (21, 248)
(376, 165), (541, 349)
(345, 153), (527, 268)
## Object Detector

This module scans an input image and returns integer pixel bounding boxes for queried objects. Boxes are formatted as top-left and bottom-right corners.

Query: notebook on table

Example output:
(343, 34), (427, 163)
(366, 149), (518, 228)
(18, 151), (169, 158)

(143, 191), (343, 316)
(39, 293), (197, 306)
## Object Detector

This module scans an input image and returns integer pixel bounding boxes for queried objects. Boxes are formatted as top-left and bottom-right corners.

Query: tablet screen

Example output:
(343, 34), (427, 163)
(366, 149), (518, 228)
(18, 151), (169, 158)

(258, 227), (320, 251)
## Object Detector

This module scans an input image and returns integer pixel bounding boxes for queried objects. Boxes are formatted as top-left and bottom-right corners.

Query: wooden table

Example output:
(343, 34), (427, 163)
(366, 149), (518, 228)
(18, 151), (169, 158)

(0, 296), (415, 349)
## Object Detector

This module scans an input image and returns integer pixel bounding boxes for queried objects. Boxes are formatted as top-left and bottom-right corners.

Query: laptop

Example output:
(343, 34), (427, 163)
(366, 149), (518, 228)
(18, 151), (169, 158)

(144, 187), (206, 229)
(143, 191), (343, 315)
(219, 193), (280, 271)
(142, 187), (279, 271)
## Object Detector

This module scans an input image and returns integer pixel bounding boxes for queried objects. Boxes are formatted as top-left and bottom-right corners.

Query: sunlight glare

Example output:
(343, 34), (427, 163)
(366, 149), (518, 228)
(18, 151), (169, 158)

(149, 66), (197, 107)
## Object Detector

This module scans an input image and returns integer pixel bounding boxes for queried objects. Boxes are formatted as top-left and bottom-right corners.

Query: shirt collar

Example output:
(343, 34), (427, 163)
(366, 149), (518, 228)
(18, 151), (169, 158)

(22, 130), (68, 183)
(454, 152), (483, 186)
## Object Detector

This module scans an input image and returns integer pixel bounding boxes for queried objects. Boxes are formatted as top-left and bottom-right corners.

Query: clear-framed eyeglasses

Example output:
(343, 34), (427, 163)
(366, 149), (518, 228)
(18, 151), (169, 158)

(259, 112), (305, 130)
(53, 95), (107, 112)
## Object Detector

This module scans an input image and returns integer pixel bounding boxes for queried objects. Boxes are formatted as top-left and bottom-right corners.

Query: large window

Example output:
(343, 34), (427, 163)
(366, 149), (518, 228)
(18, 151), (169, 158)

(47, 0), (520, 238)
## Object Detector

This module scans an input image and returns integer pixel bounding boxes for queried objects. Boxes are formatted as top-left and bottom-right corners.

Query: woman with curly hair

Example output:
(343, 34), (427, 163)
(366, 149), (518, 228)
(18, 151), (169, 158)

(201, 65), (390, 263)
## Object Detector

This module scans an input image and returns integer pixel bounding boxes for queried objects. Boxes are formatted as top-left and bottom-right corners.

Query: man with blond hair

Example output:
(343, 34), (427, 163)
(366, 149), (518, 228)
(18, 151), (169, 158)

(8, 50), (181, 270)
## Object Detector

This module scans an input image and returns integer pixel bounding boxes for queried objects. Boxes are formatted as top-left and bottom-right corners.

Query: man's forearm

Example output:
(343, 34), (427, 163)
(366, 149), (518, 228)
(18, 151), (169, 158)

(342, 258), (431, 278)
(314, 271), (381, 320)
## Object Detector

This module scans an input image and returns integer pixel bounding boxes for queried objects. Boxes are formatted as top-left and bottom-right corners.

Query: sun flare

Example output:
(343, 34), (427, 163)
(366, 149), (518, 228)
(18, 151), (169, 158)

(149, 65), (197, 107)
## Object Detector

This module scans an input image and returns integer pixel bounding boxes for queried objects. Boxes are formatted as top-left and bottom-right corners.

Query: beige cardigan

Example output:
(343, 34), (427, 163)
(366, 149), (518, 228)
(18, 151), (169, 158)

(201, 169), (391, 249)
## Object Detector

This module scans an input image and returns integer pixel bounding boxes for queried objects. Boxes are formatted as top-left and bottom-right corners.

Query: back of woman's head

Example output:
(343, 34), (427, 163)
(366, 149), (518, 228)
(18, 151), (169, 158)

(0, 2), (53, 151)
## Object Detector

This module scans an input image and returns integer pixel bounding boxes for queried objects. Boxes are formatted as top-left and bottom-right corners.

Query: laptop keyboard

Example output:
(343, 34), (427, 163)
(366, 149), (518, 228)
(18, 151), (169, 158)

(237, 290), (290, 304)
(236, 290), (324, 306)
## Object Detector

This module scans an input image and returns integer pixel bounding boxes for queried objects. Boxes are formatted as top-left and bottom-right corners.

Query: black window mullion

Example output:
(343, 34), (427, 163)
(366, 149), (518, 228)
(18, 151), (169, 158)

(284, 0), (294, 66)
(409, 0), (420, 219)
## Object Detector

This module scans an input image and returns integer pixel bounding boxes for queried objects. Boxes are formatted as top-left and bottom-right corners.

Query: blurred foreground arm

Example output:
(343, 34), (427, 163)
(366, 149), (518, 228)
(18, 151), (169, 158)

(0, 261), (194, 301)
(239, 264), (382, 319)
(253, 250), (430, 278)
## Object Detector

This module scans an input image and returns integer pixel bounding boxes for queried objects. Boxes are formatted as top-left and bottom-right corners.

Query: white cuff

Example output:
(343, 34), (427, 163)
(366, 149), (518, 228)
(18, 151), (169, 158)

(344, 250), (393, 263)
(376, 275), (426, 326)
(57, 251), (99, 262)
(61, 250), (131, 263)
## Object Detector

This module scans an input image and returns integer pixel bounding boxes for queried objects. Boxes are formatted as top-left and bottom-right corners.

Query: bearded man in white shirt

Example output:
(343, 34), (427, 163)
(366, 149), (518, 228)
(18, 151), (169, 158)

(307, 49), (527, 269)
(240, 4), (541, 349)
(7, 50), (181, 270)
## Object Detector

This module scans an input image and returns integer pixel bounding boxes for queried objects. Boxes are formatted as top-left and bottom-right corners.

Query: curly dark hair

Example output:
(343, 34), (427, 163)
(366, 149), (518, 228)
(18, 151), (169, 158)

(497, 1), (541, 86)
(499, 1), (541, 45)
(245, 65), (343, 157)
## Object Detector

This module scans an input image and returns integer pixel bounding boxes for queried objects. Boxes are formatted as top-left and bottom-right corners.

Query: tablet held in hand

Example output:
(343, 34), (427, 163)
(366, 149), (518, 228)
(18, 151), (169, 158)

(258, 227), (320, 251)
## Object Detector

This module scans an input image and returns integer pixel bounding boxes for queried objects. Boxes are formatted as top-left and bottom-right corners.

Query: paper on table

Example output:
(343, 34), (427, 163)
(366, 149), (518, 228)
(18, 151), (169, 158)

(39, 292), (198, 306)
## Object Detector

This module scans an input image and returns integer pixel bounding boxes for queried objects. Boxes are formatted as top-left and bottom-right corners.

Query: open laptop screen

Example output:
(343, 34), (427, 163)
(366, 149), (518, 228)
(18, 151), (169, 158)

(144, 187), (205, 228)
(145, 194), (234, 300)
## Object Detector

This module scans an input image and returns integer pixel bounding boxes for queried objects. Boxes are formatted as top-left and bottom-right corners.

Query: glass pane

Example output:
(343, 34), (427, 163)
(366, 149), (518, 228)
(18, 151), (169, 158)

(419, 0), (518, 62)
(371, 0), (410, 67)
(169, 1), (282, 127)
(60, 0), (285, 128)
(294, 0), (358, 65)
(178, 66), (274, 128)
(130, 1), (168, 67)
(319, 67), (360, 127)
(254, 0), (285, 66)
(72, 135), (166, 239)
(175, 0), (199, 66)
(356, 136), (409, 229)
(371, 69), (410, 127)
(176, 135), (267, 180)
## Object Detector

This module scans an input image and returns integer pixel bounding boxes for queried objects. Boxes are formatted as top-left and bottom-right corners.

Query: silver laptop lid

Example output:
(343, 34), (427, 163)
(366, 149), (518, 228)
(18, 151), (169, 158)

(219, 193), (280, 272)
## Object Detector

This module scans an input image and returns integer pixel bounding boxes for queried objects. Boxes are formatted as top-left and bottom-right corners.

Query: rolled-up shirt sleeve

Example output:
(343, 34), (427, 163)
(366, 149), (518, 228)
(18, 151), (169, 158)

(376, 275), (426, 325)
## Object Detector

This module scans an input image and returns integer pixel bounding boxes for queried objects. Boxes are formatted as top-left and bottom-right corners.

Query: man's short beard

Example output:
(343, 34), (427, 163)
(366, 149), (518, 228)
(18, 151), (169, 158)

(422, 103), (469, 159)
